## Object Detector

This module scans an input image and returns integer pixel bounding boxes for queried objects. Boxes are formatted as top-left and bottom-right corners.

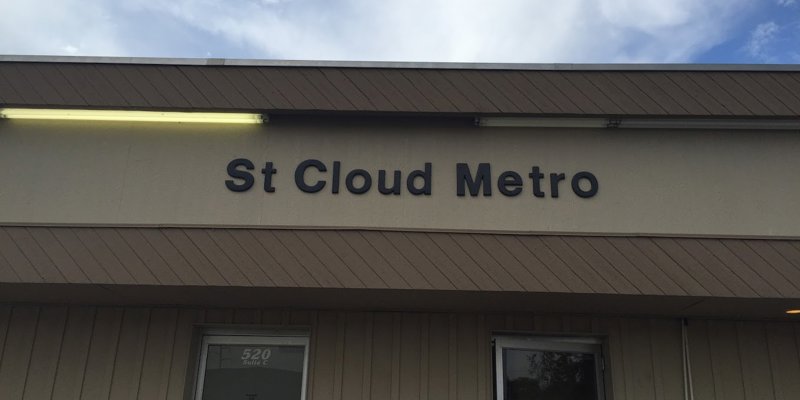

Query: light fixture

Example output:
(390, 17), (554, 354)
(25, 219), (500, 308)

(477, 117), (611, 128)
(0, 108), (266, 124)
(786, 309), (800, 315)
(619, 118), (800, 130)
(476, 116), (800, 130)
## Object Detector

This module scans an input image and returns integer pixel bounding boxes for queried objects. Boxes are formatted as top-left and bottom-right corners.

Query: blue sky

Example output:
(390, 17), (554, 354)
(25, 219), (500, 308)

(0, 0), (798, 64)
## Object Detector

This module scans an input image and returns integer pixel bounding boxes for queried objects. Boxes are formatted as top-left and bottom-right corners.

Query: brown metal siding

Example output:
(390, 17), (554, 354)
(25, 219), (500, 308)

(3, 62), (800, 117)
(3, 227), (800, 299)
(1, 304), (798, 400)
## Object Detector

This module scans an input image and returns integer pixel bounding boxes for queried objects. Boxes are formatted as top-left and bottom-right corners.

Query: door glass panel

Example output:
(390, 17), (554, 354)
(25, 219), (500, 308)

(201, 344), (305, 400)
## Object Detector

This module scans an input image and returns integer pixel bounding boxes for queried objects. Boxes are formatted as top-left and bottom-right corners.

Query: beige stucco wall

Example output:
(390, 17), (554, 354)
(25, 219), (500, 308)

(1, 119), (799, 237)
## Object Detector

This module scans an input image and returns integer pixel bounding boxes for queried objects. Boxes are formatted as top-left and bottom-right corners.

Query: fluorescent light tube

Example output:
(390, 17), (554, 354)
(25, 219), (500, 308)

(0, 108), (266, 124)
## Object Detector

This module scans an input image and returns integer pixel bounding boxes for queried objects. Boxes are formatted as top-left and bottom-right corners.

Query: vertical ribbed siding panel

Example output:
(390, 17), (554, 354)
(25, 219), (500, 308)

(80, 308), (124, 400)
(427, 313), (450, 400)
(648, 319), (685, 400)
(51, 307), (96, 400)
(367, 312), (394, 400)
(686, 320), (800, 400)
(0, 306), (39, 400)
(707, 320), (747, 400)
(108, 308), (151, 399)
(686, 320), (717, 400)
(310, 311), (338, 400)
(737, 322), (777, 400)
(455, 314), (480, 400)
(764, 322), (800, 399)
(6, 305), (800, 400)
(166, 308), (204, 400)
(21, 306), (68, 400)
(137, 308), (180, 400)
(398, 313), (422, 400)
(390, 313), (402, 400)
(339, 313), (367, 400)
(620, 318), (657, 399)
(0, 306), (13, 374)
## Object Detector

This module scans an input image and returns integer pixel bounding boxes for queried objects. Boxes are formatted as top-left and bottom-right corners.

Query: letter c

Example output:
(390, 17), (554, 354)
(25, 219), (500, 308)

(295, 159), (327, 193)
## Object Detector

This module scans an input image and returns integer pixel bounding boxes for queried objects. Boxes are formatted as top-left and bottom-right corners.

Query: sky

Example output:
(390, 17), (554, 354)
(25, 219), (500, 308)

(0, 0), (798, 64)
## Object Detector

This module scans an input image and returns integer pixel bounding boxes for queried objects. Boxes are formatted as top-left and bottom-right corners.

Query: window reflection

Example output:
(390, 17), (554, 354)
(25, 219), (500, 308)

(503, 348), (598, 400)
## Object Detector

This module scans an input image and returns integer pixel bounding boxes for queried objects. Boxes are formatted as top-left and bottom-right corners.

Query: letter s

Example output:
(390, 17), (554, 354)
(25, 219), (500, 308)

(226, 158), (255, 192)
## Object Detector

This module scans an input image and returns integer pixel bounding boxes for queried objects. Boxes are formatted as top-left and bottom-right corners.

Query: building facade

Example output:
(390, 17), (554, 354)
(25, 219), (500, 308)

(1, 56), (800, 400)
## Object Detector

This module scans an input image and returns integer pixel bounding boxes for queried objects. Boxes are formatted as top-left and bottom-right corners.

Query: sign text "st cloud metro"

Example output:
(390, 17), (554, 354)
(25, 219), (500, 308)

(225, 159), (598, 198)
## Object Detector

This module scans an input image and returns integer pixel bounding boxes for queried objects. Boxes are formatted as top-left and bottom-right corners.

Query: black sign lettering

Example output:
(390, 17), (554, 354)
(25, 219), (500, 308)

(529, 166), (545, 197)
(378, 170), (402, 195)
(227, 159), (598, 200)
(226, 158), (255, 192)
(498, 171), (523, 196)
(345, 169), (372, 194)
(572, 171), (599, 198)
(407, 163), (432, 195)
(295, 159), (327, 193)
(457, 163), (491, 197)
(549, 173), (566, 198)
(261, 162), (277, 193)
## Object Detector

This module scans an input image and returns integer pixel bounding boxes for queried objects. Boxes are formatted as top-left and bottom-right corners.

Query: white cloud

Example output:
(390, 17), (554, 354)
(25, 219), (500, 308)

(745, 21), (780, 61)
(0, 0), (125, 56)
(778, 0), (795, 6)
(0, 0), (757, 63)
